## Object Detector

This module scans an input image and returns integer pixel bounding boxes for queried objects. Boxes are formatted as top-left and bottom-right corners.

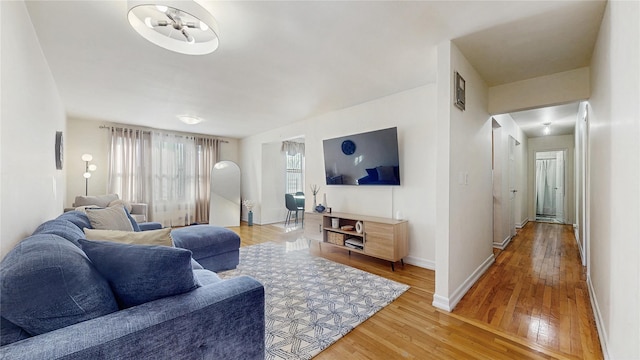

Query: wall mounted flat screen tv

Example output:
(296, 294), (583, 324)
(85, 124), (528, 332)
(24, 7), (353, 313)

(323, 127), (400, 186)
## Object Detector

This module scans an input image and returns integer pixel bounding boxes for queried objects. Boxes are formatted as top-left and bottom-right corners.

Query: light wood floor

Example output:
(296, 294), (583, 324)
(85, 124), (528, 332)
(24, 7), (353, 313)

(229, 221), (602, 359)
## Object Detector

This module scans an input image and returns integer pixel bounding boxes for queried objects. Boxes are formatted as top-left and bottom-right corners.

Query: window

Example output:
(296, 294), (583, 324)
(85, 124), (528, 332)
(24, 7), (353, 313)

(285, 150), (304, 194)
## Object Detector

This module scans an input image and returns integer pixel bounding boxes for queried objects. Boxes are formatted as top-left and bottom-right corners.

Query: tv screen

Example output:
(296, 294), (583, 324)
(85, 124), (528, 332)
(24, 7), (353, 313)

(323, 127), (400, 186)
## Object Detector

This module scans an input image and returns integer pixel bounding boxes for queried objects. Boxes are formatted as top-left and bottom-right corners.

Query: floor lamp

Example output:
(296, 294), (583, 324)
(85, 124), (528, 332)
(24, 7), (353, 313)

(82, 154), (97, 196)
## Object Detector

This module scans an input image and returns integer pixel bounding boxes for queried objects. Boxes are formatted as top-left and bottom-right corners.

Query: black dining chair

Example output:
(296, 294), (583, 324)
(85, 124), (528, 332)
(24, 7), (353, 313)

(285, 194), (300, 226)
(295, 192), (305, 225)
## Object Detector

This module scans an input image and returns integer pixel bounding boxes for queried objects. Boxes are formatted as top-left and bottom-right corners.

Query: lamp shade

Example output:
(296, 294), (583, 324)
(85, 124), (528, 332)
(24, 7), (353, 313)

(83, 172), (92, 179)
(81, 154), (93, 162)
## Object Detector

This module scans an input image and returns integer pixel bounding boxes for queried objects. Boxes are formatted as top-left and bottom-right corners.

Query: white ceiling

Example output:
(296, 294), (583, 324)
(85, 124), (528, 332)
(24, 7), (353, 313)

(509, 102), (581, 138)
(24, 1), (605, 139)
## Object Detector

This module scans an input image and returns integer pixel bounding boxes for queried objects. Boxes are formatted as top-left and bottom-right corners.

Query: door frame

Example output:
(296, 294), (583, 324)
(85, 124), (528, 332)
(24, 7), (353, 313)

(534, 149), (568, 224)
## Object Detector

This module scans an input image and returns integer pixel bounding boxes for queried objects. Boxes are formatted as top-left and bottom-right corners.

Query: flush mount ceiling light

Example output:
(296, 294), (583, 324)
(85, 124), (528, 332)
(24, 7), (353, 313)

(127, 1), (219, 55)
(178, 115), (204, 125)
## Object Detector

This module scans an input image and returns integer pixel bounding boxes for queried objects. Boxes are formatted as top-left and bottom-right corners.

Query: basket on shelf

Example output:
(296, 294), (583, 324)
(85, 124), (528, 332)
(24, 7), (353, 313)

(327, 231), (346, 246)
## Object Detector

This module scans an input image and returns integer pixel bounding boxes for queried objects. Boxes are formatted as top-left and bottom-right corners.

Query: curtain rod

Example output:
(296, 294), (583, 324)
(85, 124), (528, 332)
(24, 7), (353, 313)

(99, 125), (229, 143)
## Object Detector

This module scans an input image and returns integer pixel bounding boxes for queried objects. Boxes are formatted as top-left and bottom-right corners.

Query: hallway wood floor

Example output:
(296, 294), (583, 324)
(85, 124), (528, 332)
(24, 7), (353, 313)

(229, 221), (602, 359)
(454, 222), (602, 359)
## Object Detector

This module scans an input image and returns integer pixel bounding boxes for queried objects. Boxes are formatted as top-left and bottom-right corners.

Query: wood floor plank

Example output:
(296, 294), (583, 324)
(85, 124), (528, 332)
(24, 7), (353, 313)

(229, 221), (602, 359)
(453, 222), (602, 359)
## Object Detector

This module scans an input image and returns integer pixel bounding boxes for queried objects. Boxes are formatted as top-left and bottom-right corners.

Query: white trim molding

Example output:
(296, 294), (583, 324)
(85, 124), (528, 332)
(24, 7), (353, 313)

(574, 226), (586, 266)
(587, 274), (610, 359)
(432, 294), (452, 312)
(516, 218), (529, 229)
(432, 253), (495, 312)
(404, 256), (435, 270)
(493, 235), (512, 250)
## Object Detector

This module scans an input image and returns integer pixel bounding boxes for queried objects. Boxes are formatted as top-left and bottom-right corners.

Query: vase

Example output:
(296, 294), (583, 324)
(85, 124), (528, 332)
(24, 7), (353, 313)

(313, 194), (317, 209)
(248, 210), (253, 226)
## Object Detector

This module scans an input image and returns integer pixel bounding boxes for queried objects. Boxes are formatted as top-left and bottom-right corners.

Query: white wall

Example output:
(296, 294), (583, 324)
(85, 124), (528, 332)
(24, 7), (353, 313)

(66, 117), (110, 205)
(433, 41), (494, 311)
(65, 118), (240, 208)
(588, 1), (640, 358)
(492, 114), (528, 245)
(488, 67), (590, 115)
(574, 102), (588, 264)
(259, 141), (286, 224)
(1, 1), (66, 259)
(240, 85), (438, 268)
(527, 135), (575, 225)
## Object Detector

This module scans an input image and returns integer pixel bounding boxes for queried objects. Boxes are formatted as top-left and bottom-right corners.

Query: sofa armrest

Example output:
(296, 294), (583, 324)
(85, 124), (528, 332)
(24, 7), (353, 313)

(0, 276), (265, 360)
(138, 222), (163, 231)
(130, 203), (147, 222)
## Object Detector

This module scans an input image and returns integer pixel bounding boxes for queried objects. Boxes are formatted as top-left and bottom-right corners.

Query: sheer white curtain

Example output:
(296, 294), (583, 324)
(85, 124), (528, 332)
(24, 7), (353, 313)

(107, 127), (220, 226)
(107, 128), (151, 204)
(150, 132), (196, 227)
(536, 159), (557, 216)
(194, 137), (219, 223)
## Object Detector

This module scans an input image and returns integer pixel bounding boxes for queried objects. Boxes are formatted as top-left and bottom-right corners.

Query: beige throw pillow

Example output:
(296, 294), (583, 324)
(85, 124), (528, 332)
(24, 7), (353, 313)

(86, 206), (134, 231)
(108, 199), (133, 213)
(83, 228), (173, 247)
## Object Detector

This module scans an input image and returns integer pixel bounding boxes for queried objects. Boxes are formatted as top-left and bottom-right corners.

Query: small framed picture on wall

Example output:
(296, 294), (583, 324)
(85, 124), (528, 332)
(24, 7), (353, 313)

(55, 131), (63, 170)
(454, 71), (465, 111)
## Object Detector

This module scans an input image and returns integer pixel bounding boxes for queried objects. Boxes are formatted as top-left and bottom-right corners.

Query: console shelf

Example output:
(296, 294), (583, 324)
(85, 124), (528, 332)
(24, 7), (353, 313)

(304, 212), (408, 270)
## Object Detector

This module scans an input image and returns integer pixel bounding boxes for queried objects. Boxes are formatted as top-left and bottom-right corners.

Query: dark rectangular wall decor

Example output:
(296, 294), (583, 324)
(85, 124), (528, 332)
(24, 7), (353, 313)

(454, 71), (466, 111)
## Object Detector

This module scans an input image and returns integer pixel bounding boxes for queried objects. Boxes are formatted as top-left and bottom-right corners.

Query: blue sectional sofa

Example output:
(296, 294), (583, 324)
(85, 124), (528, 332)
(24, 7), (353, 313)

(0, 211), (264, 359)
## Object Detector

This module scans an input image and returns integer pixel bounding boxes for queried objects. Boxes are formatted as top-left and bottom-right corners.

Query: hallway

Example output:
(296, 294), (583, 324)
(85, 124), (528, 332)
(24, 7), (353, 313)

(454, 222), (602, 359)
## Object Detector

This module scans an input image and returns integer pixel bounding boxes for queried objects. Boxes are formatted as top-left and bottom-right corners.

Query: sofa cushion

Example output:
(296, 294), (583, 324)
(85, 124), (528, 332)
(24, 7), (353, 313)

(171, 225), (240, 256)
(86, 206), (134, 231)
(0, 317), (30, 346)
(56, 210), (92, 230)
(84, 227), (173, 247)
(73, 194), (119, 208)
(193, 269), (222, 286)
(79, 239), (199, 308)
(0, 234), (118, 336)
(32, 219), (85, 247)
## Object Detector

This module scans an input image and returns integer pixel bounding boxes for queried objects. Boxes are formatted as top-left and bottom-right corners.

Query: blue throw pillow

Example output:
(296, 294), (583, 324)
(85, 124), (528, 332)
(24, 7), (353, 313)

(0, 234), (118, 336)
(365, 168), (379, 181)
(78, 239), (199, 308)
(123, 206), (141, 232)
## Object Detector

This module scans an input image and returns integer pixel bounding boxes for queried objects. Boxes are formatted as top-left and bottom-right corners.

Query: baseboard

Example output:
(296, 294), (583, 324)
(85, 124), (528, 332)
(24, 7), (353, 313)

(587, 274), (610, 359)
(574, 227), (586, 266)
(431, 253), (495, 312)
(493, 235), (512, 250)
(432, 294), (452, 312)
(404, 256), (435, 270)
(516, 218), (529, 229)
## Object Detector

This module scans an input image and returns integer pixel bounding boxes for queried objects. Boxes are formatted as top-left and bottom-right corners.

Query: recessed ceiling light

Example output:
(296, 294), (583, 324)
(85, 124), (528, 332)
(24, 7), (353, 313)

(178, 115), (204, 125)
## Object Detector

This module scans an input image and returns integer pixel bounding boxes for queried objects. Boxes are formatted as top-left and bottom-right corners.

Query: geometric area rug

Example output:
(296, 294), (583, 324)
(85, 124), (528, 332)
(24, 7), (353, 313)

(218, 242), (410, 360)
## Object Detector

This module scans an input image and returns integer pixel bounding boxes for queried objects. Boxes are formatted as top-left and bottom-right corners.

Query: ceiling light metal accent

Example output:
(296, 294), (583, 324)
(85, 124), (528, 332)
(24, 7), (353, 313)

(178, 115), (204, 125)
(127, 1), (219, 55)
